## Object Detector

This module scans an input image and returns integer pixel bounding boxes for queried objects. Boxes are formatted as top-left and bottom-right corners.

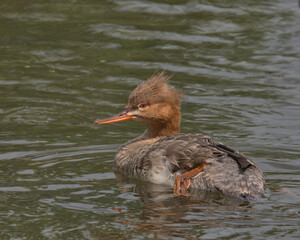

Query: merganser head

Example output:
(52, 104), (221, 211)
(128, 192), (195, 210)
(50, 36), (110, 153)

(94, 72), (182, 137)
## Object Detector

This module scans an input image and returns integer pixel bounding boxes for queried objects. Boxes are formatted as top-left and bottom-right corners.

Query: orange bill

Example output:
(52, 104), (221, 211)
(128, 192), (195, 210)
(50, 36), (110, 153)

(94, 111), (132, 125)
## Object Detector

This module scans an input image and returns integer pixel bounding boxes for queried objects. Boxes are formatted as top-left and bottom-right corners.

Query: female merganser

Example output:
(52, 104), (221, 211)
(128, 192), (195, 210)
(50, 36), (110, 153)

(94, 73), (265, 200)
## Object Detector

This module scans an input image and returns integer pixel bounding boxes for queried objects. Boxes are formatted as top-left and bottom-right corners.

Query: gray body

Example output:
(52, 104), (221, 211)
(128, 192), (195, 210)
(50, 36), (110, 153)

(115, 133), (265, 199)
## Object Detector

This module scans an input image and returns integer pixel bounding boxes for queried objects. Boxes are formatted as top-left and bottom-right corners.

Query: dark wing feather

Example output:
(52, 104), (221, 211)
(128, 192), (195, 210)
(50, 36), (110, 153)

(214, 143), (253, 169)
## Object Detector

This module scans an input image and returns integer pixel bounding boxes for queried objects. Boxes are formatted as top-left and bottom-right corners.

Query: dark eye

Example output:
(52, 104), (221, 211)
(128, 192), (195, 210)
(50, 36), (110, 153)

(138, 103), (148, 109)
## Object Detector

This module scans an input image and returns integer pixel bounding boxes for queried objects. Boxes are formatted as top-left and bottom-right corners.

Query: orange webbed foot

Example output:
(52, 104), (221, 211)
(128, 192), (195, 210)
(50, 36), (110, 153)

(173, 163), (206, 197)
(174, 176), (191, 197)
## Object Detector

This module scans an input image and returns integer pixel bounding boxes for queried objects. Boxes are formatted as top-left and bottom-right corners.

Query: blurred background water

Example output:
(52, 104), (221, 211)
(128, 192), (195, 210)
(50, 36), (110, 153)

(0, 0), (300, 239)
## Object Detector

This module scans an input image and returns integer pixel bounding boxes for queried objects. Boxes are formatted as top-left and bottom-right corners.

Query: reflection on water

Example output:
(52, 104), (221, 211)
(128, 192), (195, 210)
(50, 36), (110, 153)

(0, 0), (300, 239)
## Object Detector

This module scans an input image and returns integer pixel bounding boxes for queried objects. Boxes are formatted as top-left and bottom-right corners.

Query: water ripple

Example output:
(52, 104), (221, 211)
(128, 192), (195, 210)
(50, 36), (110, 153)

(90, 23), (232, 44)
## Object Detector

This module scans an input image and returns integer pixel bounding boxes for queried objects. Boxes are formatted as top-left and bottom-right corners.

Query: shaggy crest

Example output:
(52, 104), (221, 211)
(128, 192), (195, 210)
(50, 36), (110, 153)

(126, 72), (181, 109)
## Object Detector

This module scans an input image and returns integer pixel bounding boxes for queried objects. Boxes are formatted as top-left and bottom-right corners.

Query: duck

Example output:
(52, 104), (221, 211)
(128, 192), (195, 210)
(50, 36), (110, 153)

(94, 72), (265, 200)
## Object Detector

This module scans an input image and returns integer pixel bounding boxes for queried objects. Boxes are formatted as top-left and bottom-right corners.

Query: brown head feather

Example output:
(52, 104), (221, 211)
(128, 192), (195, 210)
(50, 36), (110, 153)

(126, 72), (182, 109)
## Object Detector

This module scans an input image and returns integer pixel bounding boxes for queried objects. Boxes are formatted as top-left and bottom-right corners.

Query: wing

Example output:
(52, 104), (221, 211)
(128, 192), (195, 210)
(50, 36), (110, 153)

(143, 133), (253, 173)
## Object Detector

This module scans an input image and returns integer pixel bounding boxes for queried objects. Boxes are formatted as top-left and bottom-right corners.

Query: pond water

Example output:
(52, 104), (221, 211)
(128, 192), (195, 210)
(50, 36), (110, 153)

(0, 0), (300, 239)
